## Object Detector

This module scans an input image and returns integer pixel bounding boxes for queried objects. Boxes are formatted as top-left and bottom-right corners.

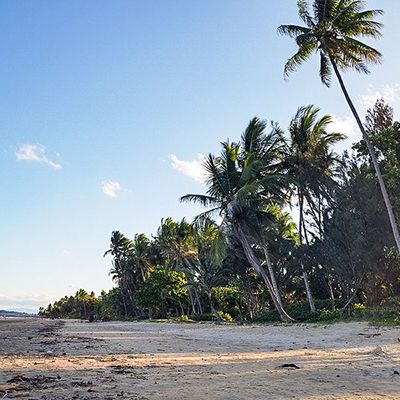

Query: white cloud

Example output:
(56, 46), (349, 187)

(0, 294), (54, 313)
(329, 115), (357, 139)
(359, 83), (400, 109)
(102, 180), (122, 198)
(326, 115), (361, 153)
(16, 144), (62, 170)
(169, 154), (206, 183)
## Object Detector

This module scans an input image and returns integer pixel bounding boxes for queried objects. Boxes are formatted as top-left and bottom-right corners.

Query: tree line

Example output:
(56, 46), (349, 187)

(40, 99), (400, 323)
(40, 1), (400, 323)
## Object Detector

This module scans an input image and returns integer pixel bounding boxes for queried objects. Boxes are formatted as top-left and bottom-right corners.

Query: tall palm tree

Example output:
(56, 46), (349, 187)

(155, 218), (199, 313)
(186, 220), (229, 322)
(284, 105), (345, 312)
(131, 233), (152, 282)
(155, 218), (197, 270)
(181, 118), (293, 322)
(278, 0), (400, 253)
(104, 231), (135, 317)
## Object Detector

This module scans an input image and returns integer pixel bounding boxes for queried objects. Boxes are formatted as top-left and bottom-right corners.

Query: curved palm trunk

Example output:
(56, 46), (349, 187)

(330, 56), (400, 254)
(262, 246), (283, 306)
(299, 192), (316, 313)
(236, 225), (293, 322)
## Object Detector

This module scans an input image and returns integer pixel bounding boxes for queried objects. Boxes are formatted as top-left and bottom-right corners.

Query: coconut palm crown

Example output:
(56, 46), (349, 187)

(278, 0), (383, 86)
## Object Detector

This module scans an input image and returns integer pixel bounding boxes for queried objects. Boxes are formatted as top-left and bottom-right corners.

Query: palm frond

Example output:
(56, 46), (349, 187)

(180, 193), (219, 207)
(284, 42), (316, 78)
(319, 52), (332, 86)
(192, 207), (222, 229)
(277, 24), (311, 38)
(297, 0), (315, 27)
(313, 0), (333, 23)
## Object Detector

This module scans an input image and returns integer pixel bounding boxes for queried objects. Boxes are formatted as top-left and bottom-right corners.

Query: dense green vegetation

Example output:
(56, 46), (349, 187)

(40, 100), (400, 324)
(39, 1), (400, 325)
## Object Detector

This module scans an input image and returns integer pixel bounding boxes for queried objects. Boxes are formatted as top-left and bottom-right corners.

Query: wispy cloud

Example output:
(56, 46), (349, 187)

(102, 180), (122, 198)
(359, 83), (400, 109)
(169, 154), (206, 183)
(16, 144), (62, 170)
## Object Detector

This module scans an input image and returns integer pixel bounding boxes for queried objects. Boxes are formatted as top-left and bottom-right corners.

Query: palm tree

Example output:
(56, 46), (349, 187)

(131, 233), (152, 282)
(284, 105), (345, 312)
(155, 218), (199, 313)
(155, 218), (197, 270)
(104, 231), (135, 317)
(187, 220), (229, 322)
(278, 0), (400, 253)
(181, 118), (293, 322)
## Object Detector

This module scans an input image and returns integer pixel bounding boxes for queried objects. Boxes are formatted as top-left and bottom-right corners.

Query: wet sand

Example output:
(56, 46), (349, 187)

(0, 318), (399, 399)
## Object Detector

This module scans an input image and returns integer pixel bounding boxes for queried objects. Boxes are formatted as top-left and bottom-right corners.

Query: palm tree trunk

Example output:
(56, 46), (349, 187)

(236, 224), (293, 322)
(188, 287), (197, 315)
(140, 266), (146, 282)
(330, 56), (400, 254)
(262, 246), (283, 306)
(327, 277), (336, 311)
(299, 191), (316, 313)
(119, 279), (129, 318)
(207, 291), (222, 323)
(195, 288), (203, 315)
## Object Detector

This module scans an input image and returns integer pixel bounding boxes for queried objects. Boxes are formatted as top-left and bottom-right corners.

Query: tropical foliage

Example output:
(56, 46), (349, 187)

(41, 99), (400, 324)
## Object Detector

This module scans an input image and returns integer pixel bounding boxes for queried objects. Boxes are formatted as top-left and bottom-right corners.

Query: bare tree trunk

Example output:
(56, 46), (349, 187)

(242, 279), (255, 320)
(302, 269), (316, 313)
(263, 246), (283, 306)
(140, 266), (146, 282)
(188, 287), (197, 315)
(195, 289), (203, 315)
(342, 290), (357, 314)
(236, 225), (293, 322)
(119, 280), (129, 318)
(330, 56), (400, 253)
(178, 300), (184, 316)
(122, 295), (128, 318)
(327, 278), (336, 311)
(208, 291), (221, 323)
(299, 192), (316, 313)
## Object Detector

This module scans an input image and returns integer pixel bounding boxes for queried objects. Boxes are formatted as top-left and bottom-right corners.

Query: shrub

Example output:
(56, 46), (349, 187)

(217, 311), (233, 322)
(252, 299), (400, 324)
(177, 315), (196, 323)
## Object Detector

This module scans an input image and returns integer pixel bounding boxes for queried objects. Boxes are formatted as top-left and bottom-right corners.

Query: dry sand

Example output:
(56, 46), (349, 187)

(0, 318), (399, 399)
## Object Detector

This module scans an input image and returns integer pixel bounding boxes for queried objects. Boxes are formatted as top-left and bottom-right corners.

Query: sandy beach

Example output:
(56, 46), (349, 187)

(0, 318), (399, 399)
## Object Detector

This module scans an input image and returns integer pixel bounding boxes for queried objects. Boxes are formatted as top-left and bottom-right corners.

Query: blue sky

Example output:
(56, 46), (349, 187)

(1, 0), (400, 312)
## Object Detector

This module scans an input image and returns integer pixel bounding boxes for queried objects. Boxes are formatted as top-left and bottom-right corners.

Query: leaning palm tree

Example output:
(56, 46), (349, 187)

(181, 118), (293, 322)
(278, 0), (400, 253)
(284, 105), (345, 312)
